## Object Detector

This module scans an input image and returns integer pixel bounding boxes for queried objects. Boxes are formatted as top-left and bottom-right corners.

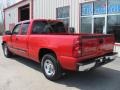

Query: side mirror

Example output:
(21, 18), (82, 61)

(5, 31), (12, 35)
(69, 27), (75, 33)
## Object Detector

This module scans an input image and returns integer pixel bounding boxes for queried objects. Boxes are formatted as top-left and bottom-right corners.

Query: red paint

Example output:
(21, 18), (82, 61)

(2, 19), (115, 71)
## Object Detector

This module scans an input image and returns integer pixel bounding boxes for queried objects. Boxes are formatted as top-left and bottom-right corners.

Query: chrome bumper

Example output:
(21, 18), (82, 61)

(78, 62), (96, 71)
(77, 52), (118, 71)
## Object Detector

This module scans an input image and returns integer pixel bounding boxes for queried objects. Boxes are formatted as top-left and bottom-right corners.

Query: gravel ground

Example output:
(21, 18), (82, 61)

(0, 36), (120, 90)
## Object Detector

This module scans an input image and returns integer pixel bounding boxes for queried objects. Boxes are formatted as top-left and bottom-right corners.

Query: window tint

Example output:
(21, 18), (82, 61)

(32, 21), (48, 34)
(12, 24), (21, 34)
(21, 23), (29, 35)
(50, 22), (66, 33)
(108, 0), (120, 14)
(107, 15), (120, 43)
(94, 0), (106, 15)
(81, 3), (93, 16)
(81, 17), (92, 33)
(32, 21), (66, 34)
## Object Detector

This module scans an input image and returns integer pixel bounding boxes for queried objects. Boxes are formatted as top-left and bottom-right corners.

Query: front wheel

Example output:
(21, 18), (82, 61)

(3, 43), (12, 58)
(41, 54), (62, 81)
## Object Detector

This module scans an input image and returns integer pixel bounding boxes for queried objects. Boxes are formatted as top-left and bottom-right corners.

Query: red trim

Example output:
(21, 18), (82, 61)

(4, 0), (28, 11)
(3, 10), (6, 31)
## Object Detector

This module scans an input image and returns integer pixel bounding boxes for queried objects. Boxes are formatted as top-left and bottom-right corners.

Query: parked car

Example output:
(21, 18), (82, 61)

(2, 19), (117, 81)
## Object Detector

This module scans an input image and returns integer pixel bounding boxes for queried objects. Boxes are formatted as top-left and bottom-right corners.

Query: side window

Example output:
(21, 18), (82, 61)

(32, 21), (47, 34)
(56, 6), (70, 27)
(12, 24), (21, 35)
(21, 23), (29, 35)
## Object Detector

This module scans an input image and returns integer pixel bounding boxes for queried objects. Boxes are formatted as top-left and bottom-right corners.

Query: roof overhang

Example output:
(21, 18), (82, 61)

(4, 0), (30, 11)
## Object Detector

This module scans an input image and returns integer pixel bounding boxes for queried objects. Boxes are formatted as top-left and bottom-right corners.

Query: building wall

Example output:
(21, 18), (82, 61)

(33, 0), (81, 33)
(5, 0), (31, 30)
(5, 0), (97, 32)
(5, 6), (17, 30)
(33, 0), (56, 19)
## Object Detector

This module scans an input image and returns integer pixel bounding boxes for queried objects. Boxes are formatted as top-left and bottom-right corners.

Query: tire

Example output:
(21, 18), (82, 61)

(41, 53), (62, 81)
(3, 43), (12, 58)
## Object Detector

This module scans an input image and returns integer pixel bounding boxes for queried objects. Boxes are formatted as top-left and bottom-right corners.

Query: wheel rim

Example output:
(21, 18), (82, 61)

(44, 59), (55, 76)
(4, 45), (8, 56)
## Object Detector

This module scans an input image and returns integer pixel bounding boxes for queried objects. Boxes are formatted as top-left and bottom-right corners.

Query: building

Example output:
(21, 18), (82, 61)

(3, 0), (120, 56)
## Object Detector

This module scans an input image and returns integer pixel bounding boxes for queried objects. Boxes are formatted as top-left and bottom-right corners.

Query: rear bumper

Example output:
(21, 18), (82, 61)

(59, 52), (117, 71)
(77, 52), (118, 71)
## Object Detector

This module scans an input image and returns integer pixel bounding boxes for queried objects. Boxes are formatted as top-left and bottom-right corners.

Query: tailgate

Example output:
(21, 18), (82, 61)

(81, 34), (114, 57)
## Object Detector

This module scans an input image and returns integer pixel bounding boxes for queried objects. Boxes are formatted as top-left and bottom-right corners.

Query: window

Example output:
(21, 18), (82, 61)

(32, 21), (48, 34)
(94, 0), (106, 15)
(21, 23), (29, 35)
(81, 3), (93, 16)
(18, 4), (30, 21)
(48, 21), (66, 33)
(81, 3), (93, 33)
(81, 17), (92, 33)
(108, 0), (120, 14)
(107, 15), (120, 43)
(80, 0), (120, 43)
(12, 24), (21, 34)
(56, 6), (70, 27)
(32, 21), (66, 34)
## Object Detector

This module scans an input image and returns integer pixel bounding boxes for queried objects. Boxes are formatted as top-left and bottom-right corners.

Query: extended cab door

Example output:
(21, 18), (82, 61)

(13, 22), (30, 57)
(11, 24), (21, 53)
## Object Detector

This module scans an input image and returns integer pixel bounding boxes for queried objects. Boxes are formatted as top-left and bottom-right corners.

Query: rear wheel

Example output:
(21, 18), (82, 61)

(41, 53), (62, 81)
(3, 43), (12, 58)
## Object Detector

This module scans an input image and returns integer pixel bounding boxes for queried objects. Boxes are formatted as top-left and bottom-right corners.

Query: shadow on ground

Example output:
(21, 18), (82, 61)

(11, 56), (120, 90)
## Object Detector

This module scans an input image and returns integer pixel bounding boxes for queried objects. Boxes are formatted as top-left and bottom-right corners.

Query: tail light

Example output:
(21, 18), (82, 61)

(72, 38), (81, 58)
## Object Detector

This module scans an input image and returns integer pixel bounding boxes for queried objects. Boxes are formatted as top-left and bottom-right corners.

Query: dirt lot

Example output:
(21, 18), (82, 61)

(0, 36), (120, 90)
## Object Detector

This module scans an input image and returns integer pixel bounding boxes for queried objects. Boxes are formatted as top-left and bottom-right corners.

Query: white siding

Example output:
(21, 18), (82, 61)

(33, 0), (80, 33)
(5, 0), (98, 32)
(5, 0), (31, 30)
(5, 6), (18, 30)
(80, 0), (96, 3)
(56, 0), (70, 7)
(70, 0), (79, 33)
(33, 0), (56, 19)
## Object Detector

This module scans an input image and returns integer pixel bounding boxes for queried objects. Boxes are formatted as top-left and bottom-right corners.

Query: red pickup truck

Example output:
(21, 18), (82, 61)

(2, 19), (117, 80)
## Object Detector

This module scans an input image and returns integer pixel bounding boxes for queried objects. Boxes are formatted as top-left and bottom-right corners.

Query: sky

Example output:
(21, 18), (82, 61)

(0, 0), (21, 23)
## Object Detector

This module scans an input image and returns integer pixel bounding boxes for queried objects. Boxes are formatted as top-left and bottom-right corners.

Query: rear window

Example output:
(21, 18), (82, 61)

(32, 21), (66, 34)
